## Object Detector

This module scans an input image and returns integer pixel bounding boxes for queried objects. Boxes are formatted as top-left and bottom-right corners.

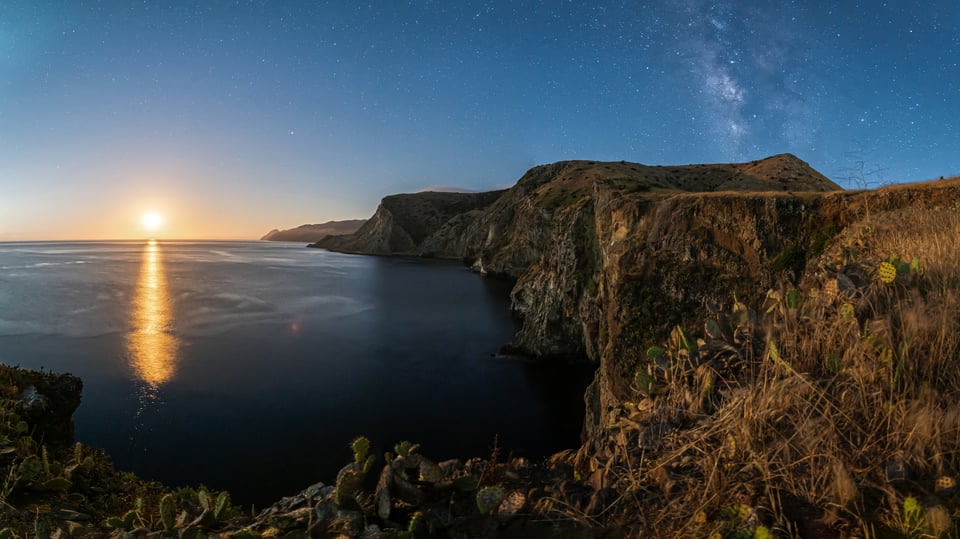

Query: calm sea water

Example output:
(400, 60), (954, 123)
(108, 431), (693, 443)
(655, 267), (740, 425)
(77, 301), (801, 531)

(0, 241), (592, 506)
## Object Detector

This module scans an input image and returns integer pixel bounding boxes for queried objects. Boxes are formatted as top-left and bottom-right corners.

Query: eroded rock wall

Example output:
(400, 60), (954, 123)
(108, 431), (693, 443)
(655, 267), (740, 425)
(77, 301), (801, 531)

(581, 181), (960, 449)
(312, 157), (960, 457)
(261, 220), (367, 242)
(311, 190), (506, 257)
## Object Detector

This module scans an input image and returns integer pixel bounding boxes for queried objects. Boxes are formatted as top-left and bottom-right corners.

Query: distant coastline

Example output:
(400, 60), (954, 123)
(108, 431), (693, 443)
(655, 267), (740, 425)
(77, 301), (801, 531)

(260, 219), (366, 242)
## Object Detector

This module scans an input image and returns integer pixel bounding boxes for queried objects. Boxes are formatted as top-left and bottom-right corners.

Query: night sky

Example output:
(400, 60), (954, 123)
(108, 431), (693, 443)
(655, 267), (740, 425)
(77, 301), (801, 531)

(2, 1), (958, 240)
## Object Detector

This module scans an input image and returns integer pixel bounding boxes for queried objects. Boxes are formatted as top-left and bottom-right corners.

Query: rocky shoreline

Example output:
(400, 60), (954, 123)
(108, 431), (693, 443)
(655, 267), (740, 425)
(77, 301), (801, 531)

(0, 364), (621, 537)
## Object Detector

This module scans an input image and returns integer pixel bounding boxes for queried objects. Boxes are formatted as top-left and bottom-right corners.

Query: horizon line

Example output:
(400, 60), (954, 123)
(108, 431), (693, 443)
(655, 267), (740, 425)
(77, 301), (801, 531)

(0, 237), (265, 243)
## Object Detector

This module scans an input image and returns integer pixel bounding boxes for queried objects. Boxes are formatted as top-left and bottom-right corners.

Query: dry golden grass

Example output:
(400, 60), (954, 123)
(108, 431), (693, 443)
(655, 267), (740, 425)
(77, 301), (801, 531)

(585, 206), (960, 538)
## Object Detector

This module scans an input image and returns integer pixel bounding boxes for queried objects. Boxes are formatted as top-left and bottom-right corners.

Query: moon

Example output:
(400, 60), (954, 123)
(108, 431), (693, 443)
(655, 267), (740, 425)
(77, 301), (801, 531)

(142, 212), (164, 231)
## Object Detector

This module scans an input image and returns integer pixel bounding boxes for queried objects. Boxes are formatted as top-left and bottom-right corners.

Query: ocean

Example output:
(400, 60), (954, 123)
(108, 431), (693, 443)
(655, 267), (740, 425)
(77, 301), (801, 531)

(0, 240), (593, 505)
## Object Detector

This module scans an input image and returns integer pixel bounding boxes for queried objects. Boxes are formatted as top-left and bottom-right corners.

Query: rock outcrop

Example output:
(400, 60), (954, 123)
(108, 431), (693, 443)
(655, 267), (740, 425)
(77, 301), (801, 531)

(316, 154), (842, 359)
(310, 190), (506, 256)
(260, 219), (366, 242)
(311, 154), (960, 460)
(0, 368), (614, 537)
(1, 366), (82, 448)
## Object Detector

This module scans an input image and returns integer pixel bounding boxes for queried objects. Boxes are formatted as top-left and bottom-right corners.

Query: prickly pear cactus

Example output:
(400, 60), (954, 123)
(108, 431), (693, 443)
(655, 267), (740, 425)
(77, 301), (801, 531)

(159, 494), (176, 530)
(351, 436), (370, 463)
(213, 491), (229, 521)
(476, 486), (506, 514)
(335, 464), (364, 507)
(878, 261), (897, 283)
(198, 489), (212, 512)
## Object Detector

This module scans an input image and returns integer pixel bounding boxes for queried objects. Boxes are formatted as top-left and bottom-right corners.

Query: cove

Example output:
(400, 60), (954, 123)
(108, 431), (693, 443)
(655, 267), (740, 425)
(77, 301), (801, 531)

(0, 240), (594, 506)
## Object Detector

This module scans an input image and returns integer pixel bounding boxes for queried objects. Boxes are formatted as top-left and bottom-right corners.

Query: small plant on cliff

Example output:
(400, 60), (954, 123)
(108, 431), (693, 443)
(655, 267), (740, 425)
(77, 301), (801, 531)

(352, 436), (376, 473)
(335, 436), (377, 508)
(394, 440), (420, 458)
(476, 486), (505, 515)
(879, 495), (953, 539)
(197, 488), (231, 523)
(105, 498), (147, 531)
(898, 496), (925, 537)
(158, 493), (176, 530)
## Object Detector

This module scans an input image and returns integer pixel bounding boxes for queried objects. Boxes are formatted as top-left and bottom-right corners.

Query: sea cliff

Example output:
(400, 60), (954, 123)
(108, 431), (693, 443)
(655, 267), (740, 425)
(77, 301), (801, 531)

(311, 190), (506, 256)
(261, 220), (367, 242)
(313, 155), (842, 359)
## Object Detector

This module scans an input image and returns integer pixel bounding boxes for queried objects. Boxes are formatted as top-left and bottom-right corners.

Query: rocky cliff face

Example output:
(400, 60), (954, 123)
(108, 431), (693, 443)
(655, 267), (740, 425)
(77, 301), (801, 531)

(312, 155), (960, 455)
(314, 153), (844, 361)
(310, 190), (505, 256)
(581, 178), (960, 449)
(0, 365), (82, 448)
(261, 219), (367, 242)
(451, 154), (841, 358)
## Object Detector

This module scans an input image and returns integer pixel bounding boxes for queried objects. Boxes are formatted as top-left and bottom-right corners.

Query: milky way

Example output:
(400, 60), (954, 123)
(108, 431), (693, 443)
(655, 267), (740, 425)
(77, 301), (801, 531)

(668, 0), (822, 160)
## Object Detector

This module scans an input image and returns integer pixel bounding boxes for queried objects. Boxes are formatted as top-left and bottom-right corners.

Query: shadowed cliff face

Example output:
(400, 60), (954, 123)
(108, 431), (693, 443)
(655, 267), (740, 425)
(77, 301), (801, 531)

(0, 366), (82, 448)
(261, 220), (367, 242)
(453, 154), (841, 359)
(310, 190), (506, 256)
(311, 153), (844, 361)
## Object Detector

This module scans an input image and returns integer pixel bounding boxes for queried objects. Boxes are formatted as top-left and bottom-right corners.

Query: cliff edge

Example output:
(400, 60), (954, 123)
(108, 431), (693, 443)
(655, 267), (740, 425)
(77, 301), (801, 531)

(310, 190), (506, 256)
(314, 154), (842, 360)
(261, 219), (367, 242)
(310, 155), (960, 534)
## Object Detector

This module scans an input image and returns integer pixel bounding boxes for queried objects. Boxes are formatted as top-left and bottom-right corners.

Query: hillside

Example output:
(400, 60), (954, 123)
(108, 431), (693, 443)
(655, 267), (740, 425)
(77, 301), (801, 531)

(312, 154), (844, 359)
(312, 154), (838, 261)
(310, 190), (506, 255)
(260, 219), (366, 242)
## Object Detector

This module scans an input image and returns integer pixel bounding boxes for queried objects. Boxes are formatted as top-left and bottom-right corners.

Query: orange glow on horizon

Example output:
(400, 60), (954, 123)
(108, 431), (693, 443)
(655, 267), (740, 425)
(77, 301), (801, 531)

(1, 195), (351, 241)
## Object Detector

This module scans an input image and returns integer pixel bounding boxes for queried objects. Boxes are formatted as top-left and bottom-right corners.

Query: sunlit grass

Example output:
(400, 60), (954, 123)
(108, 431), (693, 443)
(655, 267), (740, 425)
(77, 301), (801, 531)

(579, 205), (960, 537)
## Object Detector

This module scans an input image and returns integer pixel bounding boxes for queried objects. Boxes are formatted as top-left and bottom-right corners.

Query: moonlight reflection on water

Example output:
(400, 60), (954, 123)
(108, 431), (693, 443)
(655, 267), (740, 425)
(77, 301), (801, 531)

(127, 241), (179, 389)
(0, 241), (593, 505)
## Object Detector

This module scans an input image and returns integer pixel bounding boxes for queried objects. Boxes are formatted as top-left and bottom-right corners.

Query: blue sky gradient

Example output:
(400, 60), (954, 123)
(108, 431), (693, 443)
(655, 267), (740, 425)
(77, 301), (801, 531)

(1, 1), (958, 239)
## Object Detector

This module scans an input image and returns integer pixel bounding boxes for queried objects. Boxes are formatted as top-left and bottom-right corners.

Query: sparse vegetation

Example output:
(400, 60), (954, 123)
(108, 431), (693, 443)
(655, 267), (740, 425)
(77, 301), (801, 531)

(771, 243), (805, 275)
(565, 205), (960, 536)
(0, 373), (584, 538)
(809, 222), (840, 258)
(0, 368), (172, 535)
(602, 177), (653, 193)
